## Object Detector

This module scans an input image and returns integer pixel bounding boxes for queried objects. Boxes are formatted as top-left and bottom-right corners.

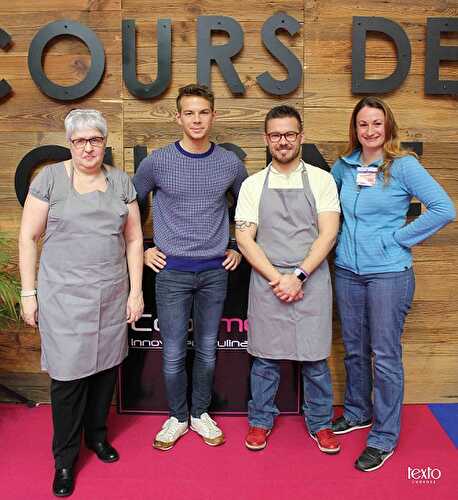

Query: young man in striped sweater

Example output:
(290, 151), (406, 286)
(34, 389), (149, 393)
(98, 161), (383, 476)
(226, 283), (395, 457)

(133, 84), (247, 450)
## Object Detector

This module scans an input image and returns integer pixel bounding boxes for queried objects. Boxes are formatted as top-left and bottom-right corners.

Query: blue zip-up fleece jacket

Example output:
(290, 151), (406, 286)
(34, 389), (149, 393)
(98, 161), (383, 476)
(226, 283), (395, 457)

(331, 149), (456, 275)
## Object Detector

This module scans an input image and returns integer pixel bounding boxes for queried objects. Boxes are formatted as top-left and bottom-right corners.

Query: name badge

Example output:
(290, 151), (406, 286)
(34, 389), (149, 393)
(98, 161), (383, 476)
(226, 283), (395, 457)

(356, 166), (378, 187)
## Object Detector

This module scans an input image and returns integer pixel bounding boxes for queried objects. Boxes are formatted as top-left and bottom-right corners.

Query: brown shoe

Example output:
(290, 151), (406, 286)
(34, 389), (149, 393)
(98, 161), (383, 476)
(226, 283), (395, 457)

(309, 428), (341, 454)
(245, 426), (271, 451)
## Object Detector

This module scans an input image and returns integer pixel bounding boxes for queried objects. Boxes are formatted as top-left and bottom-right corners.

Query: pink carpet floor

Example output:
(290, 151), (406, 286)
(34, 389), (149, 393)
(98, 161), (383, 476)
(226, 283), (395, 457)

(0, 404), (456, 500)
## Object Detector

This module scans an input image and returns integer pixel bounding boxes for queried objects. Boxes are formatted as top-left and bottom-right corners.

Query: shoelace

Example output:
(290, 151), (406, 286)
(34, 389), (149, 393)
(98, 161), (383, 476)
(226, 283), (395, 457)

(365, 447), (384, 459)
(197, 414), (221, 437)
(159, 418), (185, 440)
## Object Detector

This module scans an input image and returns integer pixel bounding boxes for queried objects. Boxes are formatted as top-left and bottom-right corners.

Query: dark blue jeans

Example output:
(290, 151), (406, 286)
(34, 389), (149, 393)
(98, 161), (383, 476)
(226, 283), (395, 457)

(155, 268), (228, 421)
(248, 357), (334, 432)
(334, 266), (415, 452)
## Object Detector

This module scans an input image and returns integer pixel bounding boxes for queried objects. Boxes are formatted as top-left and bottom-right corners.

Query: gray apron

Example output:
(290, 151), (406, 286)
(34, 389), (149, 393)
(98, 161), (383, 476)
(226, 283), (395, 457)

(247, 163), (332, 361)
(37, 165), (129, 381)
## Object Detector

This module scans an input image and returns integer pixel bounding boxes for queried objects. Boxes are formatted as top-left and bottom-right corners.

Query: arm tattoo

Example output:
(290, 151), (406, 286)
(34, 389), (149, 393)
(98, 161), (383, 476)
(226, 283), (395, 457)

(236, 221), (256, 232)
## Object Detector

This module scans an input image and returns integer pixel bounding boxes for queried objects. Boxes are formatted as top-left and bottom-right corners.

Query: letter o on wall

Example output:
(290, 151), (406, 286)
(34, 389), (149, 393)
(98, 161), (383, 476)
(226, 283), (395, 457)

(28, 20), (105, 101)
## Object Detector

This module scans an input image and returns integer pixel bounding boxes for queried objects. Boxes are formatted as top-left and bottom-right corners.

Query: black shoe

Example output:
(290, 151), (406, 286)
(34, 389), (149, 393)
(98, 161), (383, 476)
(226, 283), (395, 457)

(86, 441), (119, 463)
(53, 467), (74, 497)
(355, 446), (394, 472)
(332, 416), (372, 435)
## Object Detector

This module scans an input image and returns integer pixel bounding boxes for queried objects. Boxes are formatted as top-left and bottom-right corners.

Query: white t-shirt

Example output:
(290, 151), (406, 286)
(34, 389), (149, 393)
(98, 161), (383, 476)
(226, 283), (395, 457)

(235, 161), (340, 224)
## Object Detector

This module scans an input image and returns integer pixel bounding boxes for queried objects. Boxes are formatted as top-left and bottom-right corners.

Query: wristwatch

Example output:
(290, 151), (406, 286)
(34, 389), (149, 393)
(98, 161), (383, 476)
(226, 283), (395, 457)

(293, 267), (309, 283)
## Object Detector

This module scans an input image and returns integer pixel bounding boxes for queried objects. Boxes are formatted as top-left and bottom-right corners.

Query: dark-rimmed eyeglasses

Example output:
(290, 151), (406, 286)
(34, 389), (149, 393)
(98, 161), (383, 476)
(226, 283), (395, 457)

(266, 131), (301, 143)
(70, 136), (105, 149)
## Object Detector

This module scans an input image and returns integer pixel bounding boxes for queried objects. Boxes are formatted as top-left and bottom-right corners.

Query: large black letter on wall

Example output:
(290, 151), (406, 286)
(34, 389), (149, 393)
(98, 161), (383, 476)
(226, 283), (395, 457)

(28, 20), (105, 101)
(257, 12), (302, 96)
(123, 19), (172, 99)
(352, 17), (411, 94)
(197, 16), (245, 95)
(425, 18), (458, 95)
(15, 146), (71, 206)
(0, 28), (12, 99)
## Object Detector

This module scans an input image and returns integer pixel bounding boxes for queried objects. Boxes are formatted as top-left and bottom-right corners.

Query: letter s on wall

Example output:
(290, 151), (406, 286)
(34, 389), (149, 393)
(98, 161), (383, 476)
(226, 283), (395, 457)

(257, 12), (303, 95)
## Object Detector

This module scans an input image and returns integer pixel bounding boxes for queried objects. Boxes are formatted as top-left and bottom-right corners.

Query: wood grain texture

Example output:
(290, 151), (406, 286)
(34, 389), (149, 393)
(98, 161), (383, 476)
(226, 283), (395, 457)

(0, 11), (121, 56)
(0, 0), (456, 404)
(123, 1), (304, 20)
(0, 1), (121, 13)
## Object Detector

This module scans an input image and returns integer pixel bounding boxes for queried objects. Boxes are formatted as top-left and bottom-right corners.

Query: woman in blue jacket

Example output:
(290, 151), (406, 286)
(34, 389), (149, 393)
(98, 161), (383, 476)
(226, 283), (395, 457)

(331, 97), (455, 472)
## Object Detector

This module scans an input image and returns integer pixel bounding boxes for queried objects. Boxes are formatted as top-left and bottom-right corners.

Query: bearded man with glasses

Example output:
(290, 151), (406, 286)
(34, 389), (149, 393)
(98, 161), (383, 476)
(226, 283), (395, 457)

(235, 105), (341, 453)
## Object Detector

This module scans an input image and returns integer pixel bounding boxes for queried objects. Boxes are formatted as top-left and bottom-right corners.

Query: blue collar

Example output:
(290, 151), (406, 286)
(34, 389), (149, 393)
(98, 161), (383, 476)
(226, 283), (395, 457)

(341, 149), (383, 168)
(174, 141), (215, 158)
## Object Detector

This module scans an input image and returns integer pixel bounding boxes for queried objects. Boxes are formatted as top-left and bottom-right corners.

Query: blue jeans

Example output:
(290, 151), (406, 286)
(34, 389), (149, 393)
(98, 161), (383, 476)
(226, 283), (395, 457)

(334, 266), (415, 452)
(248, 357), (334, 432)
(155, 268), (228, 421)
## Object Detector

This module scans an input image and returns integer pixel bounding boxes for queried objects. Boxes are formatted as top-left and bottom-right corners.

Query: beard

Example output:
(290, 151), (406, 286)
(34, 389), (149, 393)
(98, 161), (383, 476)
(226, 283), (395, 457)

(270, 143), (301, 164)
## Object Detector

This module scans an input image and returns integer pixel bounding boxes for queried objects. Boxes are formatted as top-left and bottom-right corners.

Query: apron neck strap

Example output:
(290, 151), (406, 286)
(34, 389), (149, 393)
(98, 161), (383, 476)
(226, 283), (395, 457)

(70, 162), (110, 191)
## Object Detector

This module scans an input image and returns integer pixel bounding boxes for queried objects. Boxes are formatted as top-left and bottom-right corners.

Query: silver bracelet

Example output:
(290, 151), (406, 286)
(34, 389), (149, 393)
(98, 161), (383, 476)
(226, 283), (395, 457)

(21, 289), (37, 297)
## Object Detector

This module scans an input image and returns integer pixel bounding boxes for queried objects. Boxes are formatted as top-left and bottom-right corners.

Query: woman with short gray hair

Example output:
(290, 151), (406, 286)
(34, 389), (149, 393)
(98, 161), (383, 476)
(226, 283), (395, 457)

(19, 108), (144, 497)
(64, 108), (108, 141)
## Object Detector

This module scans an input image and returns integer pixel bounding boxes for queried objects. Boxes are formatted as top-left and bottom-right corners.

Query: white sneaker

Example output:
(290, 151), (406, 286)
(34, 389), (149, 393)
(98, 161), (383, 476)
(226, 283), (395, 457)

(153, 417), (188, 451)
(190, 412), (225, 446)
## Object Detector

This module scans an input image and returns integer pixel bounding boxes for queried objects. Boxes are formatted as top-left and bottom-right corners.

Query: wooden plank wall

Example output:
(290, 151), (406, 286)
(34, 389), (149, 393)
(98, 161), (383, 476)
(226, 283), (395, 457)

(0, 0), (456, 403)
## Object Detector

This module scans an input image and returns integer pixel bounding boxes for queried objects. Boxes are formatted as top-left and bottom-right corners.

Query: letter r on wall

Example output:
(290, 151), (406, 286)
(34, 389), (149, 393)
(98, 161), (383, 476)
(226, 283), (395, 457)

(197, 16), (245, 95)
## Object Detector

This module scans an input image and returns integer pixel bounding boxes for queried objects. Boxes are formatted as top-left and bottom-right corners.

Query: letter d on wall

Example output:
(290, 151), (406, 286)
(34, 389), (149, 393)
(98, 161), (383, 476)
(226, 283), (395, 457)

(352, 17), (411, 94)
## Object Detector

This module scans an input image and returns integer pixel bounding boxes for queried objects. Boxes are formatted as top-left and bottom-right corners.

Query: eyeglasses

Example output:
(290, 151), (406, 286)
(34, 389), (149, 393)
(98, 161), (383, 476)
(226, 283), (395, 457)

(70, 136), (105, 149)
(266, 131), (301, 143)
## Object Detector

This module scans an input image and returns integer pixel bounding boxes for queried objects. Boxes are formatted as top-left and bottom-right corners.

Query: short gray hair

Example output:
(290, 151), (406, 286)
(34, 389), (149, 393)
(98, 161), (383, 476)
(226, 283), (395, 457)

(64, 109), (108, 141)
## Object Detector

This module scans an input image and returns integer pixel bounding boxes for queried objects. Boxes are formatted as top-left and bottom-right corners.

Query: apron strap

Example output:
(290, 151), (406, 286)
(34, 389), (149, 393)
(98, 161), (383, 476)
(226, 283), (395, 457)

(300, 165), (319, 238)
(69, 162), (111, 195)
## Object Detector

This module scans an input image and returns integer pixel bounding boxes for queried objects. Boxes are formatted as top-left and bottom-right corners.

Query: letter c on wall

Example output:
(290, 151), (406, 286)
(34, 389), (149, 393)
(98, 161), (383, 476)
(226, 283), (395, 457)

(0, 28), (12, 99)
